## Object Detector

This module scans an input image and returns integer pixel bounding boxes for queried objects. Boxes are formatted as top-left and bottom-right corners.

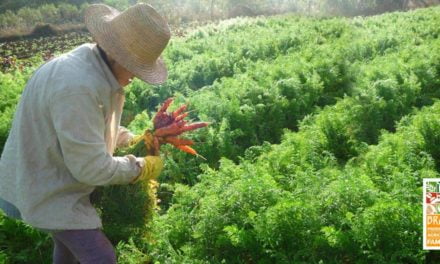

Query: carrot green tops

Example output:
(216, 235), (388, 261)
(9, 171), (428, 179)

(0, 43), (141, 230)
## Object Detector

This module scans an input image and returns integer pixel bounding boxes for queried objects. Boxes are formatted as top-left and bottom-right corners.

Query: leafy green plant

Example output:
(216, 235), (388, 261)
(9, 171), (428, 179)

(0, 213), (52, 264)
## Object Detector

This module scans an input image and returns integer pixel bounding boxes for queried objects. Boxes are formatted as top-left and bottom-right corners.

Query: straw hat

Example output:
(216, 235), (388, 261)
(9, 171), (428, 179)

(84, 3), (171, 85)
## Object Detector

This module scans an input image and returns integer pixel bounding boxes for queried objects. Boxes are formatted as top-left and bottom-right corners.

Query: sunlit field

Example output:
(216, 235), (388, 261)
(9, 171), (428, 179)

(1, 1), (440, 263)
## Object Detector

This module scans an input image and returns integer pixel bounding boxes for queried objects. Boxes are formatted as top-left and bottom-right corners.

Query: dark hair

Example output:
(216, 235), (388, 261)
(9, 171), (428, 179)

(96, 45), (112, 69)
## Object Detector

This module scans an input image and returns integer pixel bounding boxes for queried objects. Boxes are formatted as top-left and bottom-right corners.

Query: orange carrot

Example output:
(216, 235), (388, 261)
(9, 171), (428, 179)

(176, 145), (198, 155)
(154, 120), (189, 137)
(154, 113), (174, 129)
(181, 122), (209, 132)
(165, 136), (194, 146)
(154, 98), (174, 128)
(159, 97), (173, 113)
(172, 105), (187, 118)
(175, 112), (189, 122)
(154, 122), (182, 137)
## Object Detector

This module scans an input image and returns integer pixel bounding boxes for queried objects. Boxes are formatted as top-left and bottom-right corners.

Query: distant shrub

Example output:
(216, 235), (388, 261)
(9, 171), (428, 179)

(58, 3), (80, 22)
(31, 23), (60, 36)
(17, 7), (43, 27)
(39, 4), (59, 24)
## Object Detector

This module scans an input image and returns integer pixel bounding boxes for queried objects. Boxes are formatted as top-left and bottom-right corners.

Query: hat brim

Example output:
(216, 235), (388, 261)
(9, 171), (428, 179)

(85, 4), (168, 85)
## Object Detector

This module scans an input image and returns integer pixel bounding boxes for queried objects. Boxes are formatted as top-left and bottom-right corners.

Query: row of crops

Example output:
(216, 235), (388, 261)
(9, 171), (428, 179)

(1, 6), (440, 263)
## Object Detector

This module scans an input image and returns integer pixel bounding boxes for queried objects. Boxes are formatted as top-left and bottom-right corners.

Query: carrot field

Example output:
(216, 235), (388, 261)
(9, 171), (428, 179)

(1, 4), (440, 264)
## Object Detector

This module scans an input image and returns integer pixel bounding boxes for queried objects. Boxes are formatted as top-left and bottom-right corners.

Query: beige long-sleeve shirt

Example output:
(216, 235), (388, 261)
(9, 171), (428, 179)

(0, 43), (141, 230)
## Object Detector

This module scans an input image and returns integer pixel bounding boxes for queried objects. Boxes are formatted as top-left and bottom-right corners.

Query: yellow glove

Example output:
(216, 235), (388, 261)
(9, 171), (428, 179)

(128, 134), (144, 146)
(143, 130), (160, 156)
(129, 130), (160, 156)
(131, 156), (163, 183)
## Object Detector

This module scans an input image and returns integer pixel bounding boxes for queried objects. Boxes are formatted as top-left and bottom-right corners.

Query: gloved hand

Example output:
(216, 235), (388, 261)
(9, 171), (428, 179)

(131, 156), (163, 183)
(143, 130), (160, 156)
(128, 130), (161, 156)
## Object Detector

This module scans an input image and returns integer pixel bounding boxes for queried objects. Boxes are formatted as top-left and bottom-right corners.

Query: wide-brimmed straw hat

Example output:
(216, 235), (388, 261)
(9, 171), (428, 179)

(84, 3), (171, 85)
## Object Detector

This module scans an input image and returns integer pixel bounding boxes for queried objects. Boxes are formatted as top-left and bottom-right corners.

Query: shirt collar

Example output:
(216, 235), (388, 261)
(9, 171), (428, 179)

(91, 44), (123, 93)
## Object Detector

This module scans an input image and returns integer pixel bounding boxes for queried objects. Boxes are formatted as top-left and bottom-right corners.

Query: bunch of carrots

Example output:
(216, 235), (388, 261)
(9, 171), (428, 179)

(119, 97), (209, 159)
(151, 97), (209, 158)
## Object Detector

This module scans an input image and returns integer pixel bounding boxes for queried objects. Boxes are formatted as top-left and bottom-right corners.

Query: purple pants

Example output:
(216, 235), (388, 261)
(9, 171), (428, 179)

(51, 229), (116, 264)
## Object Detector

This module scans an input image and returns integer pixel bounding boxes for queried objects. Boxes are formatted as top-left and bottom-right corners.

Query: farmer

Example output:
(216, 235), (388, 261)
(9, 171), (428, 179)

(0, 3), (170, 263)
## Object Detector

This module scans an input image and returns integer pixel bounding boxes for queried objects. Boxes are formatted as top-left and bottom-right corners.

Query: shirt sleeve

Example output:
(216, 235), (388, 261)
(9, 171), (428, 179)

(50, 91), (140, 186)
